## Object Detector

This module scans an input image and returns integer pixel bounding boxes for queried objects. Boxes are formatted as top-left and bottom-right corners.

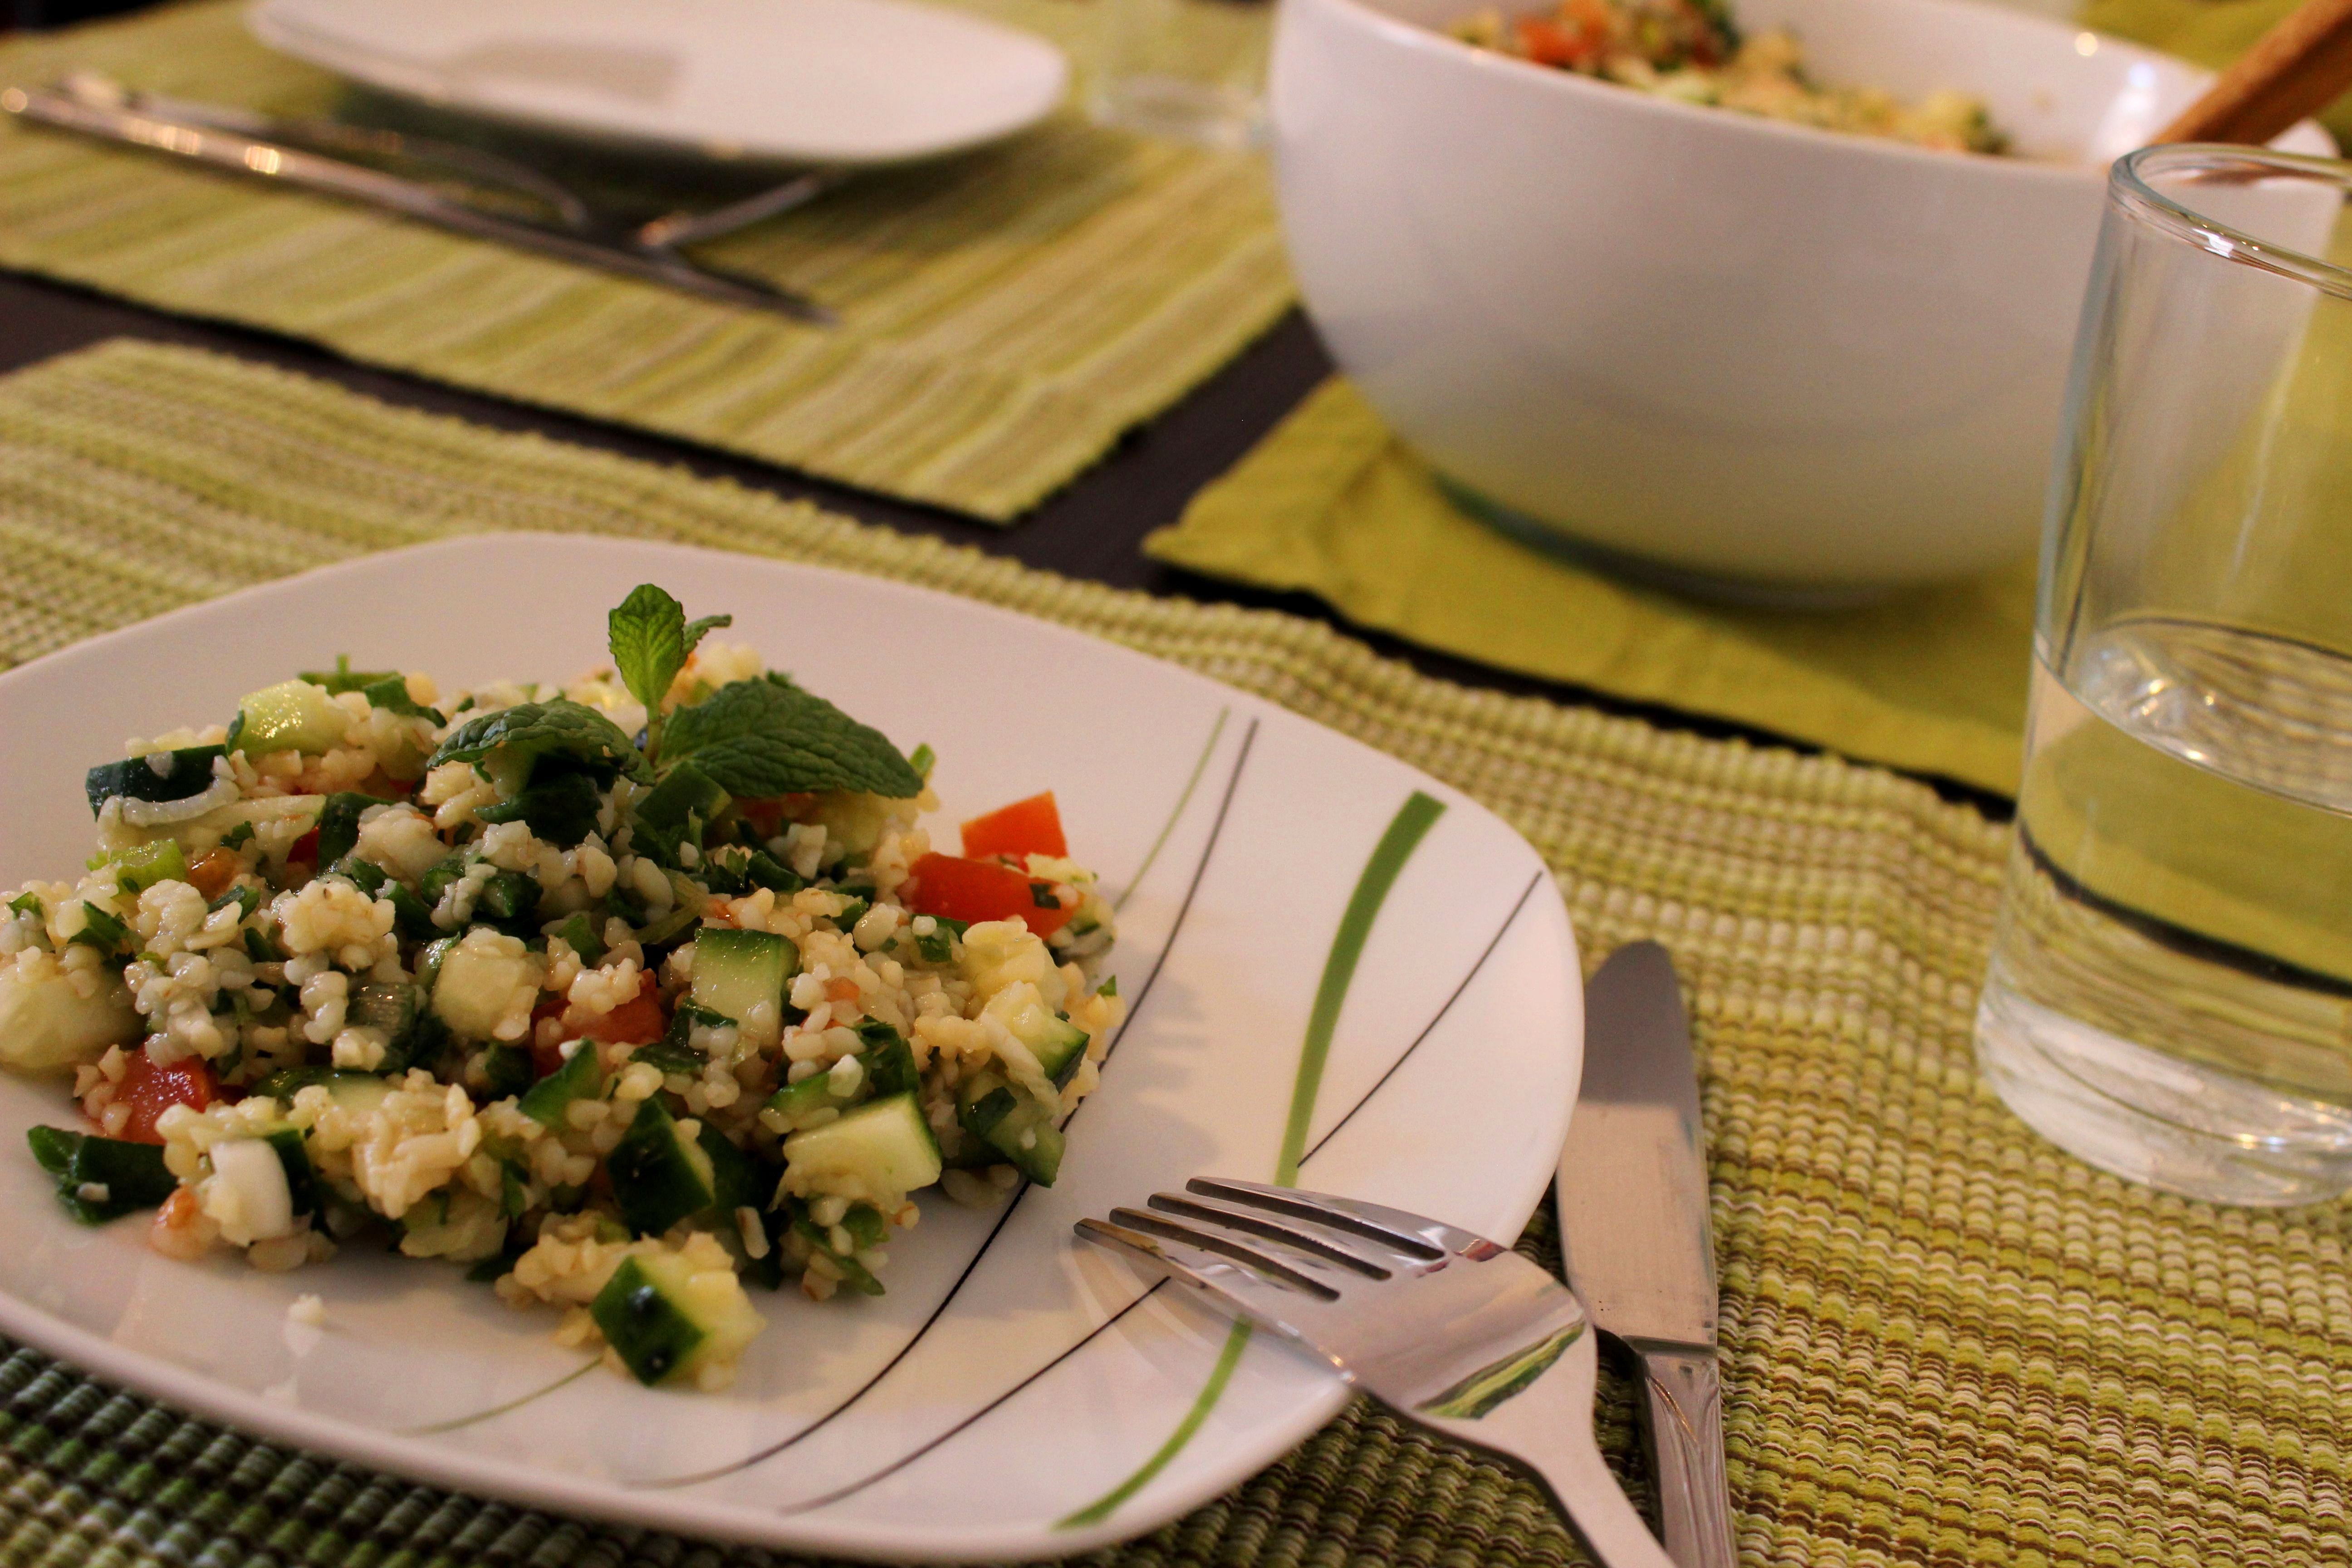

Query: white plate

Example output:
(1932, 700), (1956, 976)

(0, 536), (1580, 1562)
(246, 0), (1070, 166)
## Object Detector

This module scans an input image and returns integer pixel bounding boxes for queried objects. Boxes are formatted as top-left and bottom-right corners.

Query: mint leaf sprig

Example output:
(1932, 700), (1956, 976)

(608, 584), (730, 764)
(662, 674), (925, 799)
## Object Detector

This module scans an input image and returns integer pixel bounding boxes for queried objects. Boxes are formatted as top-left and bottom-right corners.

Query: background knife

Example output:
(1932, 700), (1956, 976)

(1558, 941), (1736, 1568)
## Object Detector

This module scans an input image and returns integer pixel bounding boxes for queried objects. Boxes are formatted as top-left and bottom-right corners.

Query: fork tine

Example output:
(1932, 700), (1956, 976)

(1075, 1216), (1351, 1358)
(1147, 1191), (1393, 1278)
(1184, 1178), (1492, 1260)
(1104, 1208), (1340, 1297)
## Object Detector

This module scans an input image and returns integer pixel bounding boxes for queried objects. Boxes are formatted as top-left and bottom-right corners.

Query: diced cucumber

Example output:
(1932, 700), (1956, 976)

(235, 679), (351, 756)
(518, 1041), (602, 1127)
(209, 1137), (298, 1240)
(95, 838), (186, 896)
(415, 934), (458, 991)
(84, 747), (227, 818)
(690, 928), (794, 1049)
(956, 1070), (1065, 1186)
(982, 985), (1088, 1087)
(764, 1069), (858, 1132)
(698, 1121), (757, 1215)
(789, 1204), (885, 1296)
(608, 1097), (717, 1238)
(108, 794), (325, 863)
(637, 762), (730, 836)
(0, 963), (139, 1075)
(349, 981), (444, 1073)
(249, 1067), (395, 1118)
(592, 1253), (731, 1386)
(27, 1126), (176, 1224)
(782, 1092), (942, 1203)
(431, 934), (538, 1041)
(265, 1127), (322, 1220)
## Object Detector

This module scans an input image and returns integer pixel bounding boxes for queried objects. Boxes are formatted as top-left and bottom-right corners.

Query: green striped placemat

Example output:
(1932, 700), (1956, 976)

(0, 0), (1290, 522)
(5, 338), (2351, 1568)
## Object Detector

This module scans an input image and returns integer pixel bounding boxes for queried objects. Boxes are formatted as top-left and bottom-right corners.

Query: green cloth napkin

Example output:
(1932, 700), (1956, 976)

(1147, 379), (2038, 797)
(4, 338), (2352, 1567)
(0, 0), (1291, 521)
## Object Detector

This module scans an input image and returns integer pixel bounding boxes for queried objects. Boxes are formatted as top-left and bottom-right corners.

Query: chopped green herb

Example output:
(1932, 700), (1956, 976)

(916, 914), (967, 964)
(549, 912), (605, 966)
(27, 1126), (177, 1224)
(314, 792), (378, 870)
(209, 884), (262, 921)
(66, 902), (131, 955)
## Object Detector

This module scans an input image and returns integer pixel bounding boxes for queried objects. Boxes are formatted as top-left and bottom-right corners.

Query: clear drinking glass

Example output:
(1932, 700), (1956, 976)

(1089, 0), (1270, 147)
(1977, 144), (2352, 1206)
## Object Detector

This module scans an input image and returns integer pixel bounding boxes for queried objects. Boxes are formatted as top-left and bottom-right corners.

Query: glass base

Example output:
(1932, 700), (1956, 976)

(1976, 969), (2352, 1206)
(1090, 78), (1263, 149)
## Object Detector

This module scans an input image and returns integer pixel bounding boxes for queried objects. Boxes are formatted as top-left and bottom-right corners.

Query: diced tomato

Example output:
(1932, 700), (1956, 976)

(114, 1054), (219, 1144)
(1516, 15), (1598, 65)
(735, 793), (817, 843)
(905, 852), (1075, 938)
(959, 792), (1068, 863)
(826, 977), (863, 1006)
(186, 849), (240, 900)
(287, 828), (320, 868)
(583, 985), (667, 1049)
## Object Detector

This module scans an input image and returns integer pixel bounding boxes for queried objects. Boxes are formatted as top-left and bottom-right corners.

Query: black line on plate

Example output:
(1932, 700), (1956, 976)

(1090, 716), (1259, 1077)
(636, 720), (1256, 1491)
(775, 1281), (1169, 1518)
(1298, 868), (1544, 1169)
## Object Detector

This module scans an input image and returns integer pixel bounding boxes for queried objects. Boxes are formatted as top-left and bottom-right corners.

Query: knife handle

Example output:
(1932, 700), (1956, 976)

(1635, 1348), (1738, 1568)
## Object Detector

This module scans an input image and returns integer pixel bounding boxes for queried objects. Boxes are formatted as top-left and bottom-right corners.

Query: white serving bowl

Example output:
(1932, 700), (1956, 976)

(1269, 0), (2334, 598)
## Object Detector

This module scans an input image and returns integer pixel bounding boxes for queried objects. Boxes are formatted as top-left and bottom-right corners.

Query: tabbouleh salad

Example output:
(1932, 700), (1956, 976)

(1450, 0), (2011, 154)
(0, 585), (1121, 1392)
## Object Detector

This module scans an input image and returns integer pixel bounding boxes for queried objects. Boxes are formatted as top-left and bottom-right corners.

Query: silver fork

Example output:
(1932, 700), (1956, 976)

(1078, 1179), (1675, 1568)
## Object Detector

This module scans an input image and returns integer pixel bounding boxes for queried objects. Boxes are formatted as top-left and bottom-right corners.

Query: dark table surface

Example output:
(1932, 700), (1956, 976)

(0, 269), (2007, 816)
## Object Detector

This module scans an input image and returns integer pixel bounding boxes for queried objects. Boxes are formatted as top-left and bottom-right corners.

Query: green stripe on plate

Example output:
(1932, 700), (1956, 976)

(1058, 788), (1447, 1529)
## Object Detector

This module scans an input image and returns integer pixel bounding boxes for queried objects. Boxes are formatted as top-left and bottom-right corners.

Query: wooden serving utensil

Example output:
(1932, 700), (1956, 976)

(2159, 0), (2352, 146)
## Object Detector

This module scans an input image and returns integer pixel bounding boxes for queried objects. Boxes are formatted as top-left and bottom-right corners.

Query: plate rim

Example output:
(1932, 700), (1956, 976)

(0, 534), (1583, 1560)
(242, 0), (1072, 167)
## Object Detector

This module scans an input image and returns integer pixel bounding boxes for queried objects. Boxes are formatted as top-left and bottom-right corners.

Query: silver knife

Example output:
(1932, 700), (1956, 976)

(1559, 941), (1736, 1568)
(0, 83), (836, 325)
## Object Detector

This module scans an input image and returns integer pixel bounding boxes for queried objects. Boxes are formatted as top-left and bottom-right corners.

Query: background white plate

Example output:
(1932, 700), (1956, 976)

(0, 536), (1580, 1561)
(246, 0), (1071, 166)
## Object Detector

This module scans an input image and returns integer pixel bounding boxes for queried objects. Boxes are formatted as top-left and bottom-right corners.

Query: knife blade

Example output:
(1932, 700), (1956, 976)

(0, 84), (836, 325)
(1558, 941), (1735, 1568)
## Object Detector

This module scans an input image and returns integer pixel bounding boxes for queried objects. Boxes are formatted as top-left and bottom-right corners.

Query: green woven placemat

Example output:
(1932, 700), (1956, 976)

(0, 0), (1290, 522)
(5, 339), (2352, 1568)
